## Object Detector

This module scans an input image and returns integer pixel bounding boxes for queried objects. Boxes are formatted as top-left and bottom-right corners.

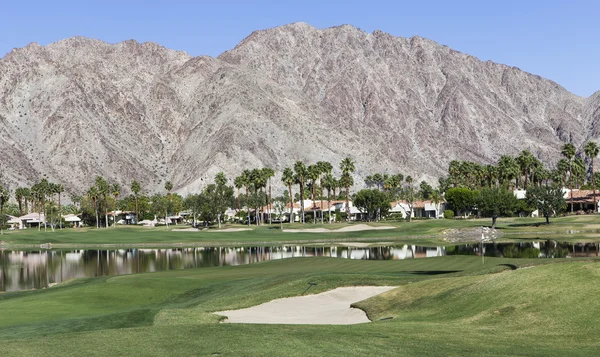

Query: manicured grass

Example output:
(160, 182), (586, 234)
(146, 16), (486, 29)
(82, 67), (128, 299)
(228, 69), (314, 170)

(2, 255), (599, 355)
(3, 215), (600, 248)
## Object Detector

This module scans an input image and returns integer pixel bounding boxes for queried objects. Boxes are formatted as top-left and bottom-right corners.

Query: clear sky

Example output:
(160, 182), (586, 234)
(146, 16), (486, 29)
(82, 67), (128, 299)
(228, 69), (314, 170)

(1, 0), (597, 96)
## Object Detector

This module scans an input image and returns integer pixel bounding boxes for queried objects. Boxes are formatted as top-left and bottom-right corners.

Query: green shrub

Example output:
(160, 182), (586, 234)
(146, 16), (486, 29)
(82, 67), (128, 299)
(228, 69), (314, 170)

(444, 209), (455, 219)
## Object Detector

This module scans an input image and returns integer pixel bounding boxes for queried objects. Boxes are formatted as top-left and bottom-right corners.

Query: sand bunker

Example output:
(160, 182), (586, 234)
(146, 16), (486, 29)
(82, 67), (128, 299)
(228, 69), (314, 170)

(284, 224), (395, 233)
(207, 228), (253, 232)
(172, 228), (199, 232)
(214, 286), (395, 325)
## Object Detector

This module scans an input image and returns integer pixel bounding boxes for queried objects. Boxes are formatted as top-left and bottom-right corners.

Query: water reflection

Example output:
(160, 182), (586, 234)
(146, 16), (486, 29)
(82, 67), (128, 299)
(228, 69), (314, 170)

(1, 241), (598, 292)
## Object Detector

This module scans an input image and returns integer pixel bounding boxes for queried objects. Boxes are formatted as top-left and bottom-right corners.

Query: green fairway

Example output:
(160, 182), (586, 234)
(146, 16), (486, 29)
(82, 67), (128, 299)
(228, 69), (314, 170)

(2, 255), (599, 356)
(3, 215), (600, 248)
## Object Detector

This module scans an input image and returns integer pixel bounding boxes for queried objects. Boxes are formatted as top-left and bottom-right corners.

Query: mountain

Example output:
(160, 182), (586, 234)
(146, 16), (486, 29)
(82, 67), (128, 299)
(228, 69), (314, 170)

(0, 23), (598, 195)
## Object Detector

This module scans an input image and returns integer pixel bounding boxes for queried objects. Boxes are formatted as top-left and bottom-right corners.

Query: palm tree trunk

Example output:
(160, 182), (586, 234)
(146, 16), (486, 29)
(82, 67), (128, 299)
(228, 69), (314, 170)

(58, 193), (62, 230)
(300, 182), (305, 224)
(593, 158), (597, 213)
(327, 189), (331, 224)
(345, 184), (350, 222)
(113, 196), (117, 227)
(570, 163), (574, 213)
(135, 197), (139, 224)
(288, 184), (293, 223)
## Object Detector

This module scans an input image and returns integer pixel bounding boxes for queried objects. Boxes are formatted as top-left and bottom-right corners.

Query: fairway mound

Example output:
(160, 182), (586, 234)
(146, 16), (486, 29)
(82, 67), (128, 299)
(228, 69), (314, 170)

(283, 224), (395, 233)
(172, 228), (199, 232)
(214, 286), (395, 325)
(207, 228), (253, 232)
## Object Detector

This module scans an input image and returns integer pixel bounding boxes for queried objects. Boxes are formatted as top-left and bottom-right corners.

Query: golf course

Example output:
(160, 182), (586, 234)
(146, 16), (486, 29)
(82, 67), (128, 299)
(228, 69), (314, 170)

(1, 216), (600, 356)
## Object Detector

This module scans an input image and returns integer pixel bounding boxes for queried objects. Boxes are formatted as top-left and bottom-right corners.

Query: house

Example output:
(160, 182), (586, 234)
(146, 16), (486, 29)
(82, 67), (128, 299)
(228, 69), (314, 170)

(17, 212), (46, 228)
(108, 211), (137, 225)
(63, 214), (82, 228)
(563, 189), (600, 213)
(390, 200), (444, 219)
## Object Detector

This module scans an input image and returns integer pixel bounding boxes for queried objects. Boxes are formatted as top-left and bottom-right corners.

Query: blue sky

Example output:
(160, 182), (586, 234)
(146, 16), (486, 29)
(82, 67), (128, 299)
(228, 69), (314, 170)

(1, 0), (597, 96)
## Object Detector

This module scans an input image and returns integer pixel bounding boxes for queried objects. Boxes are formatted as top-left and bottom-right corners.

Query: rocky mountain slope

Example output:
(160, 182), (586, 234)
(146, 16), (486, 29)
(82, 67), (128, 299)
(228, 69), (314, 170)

(0, 23), (597, 195)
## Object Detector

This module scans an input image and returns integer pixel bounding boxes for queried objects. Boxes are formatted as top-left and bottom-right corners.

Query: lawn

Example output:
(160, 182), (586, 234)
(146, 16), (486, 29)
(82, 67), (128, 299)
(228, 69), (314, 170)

(3, 215), (600, 248)
(2, 255), (599, 356)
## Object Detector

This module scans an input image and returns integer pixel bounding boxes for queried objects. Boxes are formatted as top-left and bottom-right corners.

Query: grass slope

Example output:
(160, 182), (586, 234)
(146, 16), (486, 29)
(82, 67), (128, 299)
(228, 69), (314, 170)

(3, 256), (598, 356)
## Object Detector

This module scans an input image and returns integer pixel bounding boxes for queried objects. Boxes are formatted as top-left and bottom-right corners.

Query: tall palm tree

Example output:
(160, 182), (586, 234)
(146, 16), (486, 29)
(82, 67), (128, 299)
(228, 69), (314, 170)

(561, 143), (576, 212)
(164, 181), (173, 228)
(557, 159), (570, 187)
(448, 160), (461, 187)
(261, 168), (275, 224)
(87, 186), (100, 229)
(585, 141), (599, 212)
(317, 161), (333, 224)
(111, 183), (121, 227)
(95, 176), (109, 228)
(131, 180), (141, 224)
(0, 185), (8, 235)
(14, 187), (25, 216)
(340, 157), (356, 221)
(281, 168), (295, 223)
(293, 161), (308, 223)
(307, 165), (320, 224)
(22, 187), (31, 214)
(498, 155), (518, 189)
(233, 175), (244, 212)
(517, 150), (535, 189)
(322, 172), (335, 224)
(53, 183), (64, 229)
(430, 189), (443, 218)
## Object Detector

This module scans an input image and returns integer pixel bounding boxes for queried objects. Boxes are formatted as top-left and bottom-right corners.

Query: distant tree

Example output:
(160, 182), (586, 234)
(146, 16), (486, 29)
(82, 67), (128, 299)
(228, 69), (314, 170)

(353, 189), (390, 222)
(111, 183), (121, 227)
(294, 161), (308, 223)
(281, 168), (295, 223)
(87, 185), (100, 228)
(164, 181), (173, 228)
(95, 176), (109, 228)
(477, 187), (519, 228)
(322, 172), (336, 224)
(14, 187), (26, 216)
(445, 187), (478, 218)
(526, 186), (567, 224)
(131, 180), (141, 223)
(401, 176), (417, 222)
(585, 141), (600, 211)
(419, 181), (434, 200)
(340, 157), (356, 221)
(0, 185), (8, 235)
(561, 143), (576, 213)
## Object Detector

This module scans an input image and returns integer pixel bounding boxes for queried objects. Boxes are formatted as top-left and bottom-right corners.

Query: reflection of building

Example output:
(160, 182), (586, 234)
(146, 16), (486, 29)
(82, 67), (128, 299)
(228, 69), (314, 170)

(390, 245), (446, 259)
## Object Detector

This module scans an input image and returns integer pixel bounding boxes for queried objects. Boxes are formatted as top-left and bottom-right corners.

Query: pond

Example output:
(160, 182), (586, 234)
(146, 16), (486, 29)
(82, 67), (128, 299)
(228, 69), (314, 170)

(1, 241), (598, 292)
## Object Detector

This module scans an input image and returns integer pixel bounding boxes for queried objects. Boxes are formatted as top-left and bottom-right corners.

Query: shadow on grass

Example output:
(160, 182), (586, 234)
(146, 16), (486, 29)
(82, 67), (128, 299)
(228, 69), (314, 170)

(406, 270), (462, 275)
(499, 264), (518, 270)
(508, 223), (547, 227)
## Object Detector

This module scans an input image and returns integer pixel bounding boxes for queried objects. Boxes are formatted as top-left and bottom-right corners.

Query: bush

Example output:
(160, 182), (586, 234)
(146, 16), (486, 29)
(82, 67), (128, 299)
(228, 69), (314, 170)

(444, 209), (455, 219)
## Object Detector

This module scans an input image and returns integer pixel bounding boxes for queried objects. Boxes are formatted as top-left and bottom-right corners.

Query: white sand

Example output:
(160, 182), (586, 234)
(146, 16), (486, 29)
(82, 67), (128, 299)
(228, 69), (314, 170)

(214, 286), (395, 325)
(207, 228), (253, 232)
(283, 224), (395, 233)
(172, 228), (199, 232)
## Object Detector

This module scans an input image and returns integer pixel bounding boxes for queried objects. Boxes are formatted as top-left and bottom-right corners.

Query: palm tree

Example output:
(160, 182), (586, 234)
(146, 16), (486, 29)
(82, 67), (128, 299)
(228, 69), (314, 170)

(430, 189), (443, 218)
(131, 180), (141, 224)
(293, 161), (308, 223)
(307, 165), (320, 224)
(0, 185), (8, 235)
(281, 168), (295, 223)
(448, 160), (461, 187)
(14, 187), (25, 216)
(261, 168), (275, 224)
(164, 181), (173, 228)
(340, 157), (356, 221)
(87, 186), (100, 229)
(94, 176), (109, 228)
(111, 183), (121, 227)
(557, 159), (570, 187)
(498, 155), (518, 189)
(322, 172), (335, 223)
(233, 175), (244, 213)
(585, 141), (599, 212)
(22, 187), (31, 214)
(561, 143), (576, 213)
(317, 161), (333, 224)
(517, 150), (535, 189)
(54, 183), (64, 229)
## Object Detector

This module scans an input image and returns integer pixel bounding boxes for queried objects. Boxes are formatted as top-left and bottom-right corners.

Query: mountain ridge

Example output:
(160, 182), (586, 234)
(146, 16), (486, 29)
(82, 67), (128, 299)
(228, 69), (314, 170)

(0, 23), (597, 195)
